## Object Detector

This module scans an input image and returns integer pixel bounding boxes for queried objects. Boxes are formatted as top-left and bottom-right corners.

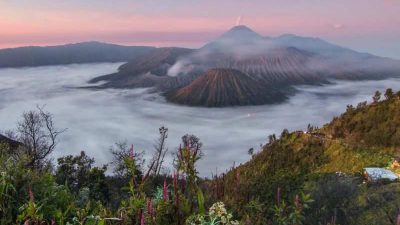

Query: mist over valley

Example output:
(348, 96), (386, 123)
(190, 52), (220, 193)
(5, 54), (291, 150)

(0, 62), (399, 175)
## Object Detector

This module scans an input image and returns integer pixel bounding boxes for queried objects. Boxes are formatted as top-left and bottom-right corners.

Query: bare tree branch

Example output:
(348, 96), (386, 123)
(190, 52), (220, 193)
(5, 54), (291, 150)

(15, 105), (66, 169)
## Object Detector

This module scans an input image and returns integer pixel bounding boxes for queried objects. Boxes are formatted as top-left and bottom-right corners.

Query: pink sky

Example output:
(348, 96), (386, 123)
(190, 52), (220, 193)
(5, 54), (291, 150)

(1, 0), (399, 58)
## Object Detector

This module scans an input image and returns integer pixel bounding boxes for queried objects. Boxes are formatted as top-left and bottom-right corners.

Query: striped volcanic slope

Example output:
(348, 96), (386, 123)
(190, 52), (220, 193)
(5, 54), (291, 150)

(167, 68), (285, 107)
(190, 47), (323, 85)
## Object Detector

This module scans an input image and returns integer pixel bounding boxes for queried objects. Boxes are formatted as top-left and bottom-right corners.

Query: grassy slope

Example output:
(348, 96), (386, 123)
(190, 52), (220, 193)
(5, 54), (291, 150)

(208, 91), (400, 224)
(323, 94), (400, 147)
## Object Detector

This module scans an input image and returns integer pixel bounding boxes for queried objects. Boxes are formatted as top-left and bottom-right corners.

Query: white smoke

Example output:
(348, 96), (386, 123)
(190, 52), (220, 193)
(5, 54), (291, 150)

(236, 15), (243, 26)
(167, 59), (192, 77)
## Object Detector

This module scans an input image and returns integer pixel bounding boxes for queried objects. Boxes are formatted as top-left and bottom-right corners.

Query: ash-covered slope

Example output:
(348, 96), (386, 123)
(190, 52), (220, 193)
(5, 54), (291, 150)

(167, 68), (285, 107)
(184, 25), (399, 83)
(188, 45), (324, 86)
(89, 47), (194, 89)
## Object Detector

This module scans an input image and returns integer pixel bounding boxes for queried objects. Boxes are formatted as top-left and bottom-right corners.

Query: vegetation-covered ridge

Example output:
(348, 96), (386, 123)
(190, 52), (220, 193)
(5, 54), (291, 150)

(1, 89), (400, 225)
(213, 88), (400, 225)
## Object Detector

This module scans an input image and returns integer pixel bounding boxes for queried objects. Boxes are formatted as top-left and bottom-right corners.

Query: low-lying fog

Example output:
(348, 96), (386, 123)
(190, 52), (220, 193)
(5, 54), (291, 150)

(1, 63), (399, 176)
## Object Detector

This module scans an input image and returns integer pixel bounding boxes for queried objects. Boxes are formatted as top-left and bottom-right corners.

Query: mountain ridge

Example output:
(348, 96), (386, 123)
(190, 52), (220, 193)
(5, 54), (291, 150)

(0, 42), (156, 68)
(2, 25), (399, 108)
(88, 25), (400, 107)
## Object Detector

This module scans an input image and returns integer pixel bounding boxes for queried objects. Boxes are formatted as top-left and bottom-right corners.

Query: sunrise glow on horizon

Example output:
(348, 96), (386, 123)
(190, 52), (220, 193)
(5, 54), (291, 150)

(1, 0), (399, 58)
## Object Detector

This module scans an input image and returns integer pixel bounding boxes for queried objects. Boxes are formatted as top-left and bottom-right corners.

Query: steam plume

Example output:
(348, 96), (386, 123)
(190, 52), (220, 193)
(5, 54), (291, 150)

(236, 15), (242, 26)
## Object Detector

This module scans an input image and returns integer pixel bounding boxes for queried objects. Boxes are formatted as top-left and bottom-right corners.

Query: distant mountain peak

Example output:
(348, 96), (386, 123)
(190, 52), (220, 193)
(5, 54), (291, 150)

(277, 34), (299, 39)
(201, 25), (264, 50)
(229, 25), (254, 32)
(219, 25), (263, 40)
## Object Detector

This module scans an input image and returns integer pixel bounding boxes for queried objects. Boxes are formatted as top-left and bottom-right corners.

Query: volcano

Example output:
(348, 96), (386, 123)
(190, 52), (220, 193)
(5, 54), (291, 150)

(167, 68), (285, 107)
(90, 25), (400, 107)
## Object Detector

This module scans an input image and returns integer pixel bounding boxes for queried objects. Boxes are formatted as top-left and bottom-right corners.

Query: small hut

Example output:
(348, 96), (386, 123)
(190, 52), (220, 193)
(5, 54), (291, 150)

(363, 167), (399, 183)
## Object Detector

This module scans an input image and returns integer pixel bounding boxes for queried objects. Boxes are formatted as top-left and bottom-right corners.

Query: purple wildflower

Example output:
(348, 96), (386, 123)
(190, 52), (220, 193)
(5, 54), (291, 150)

(163, 177), (168, 202)
(130, 144), (134, 160)
(28, 187), (34, 202)
(140, 211), (145, 225)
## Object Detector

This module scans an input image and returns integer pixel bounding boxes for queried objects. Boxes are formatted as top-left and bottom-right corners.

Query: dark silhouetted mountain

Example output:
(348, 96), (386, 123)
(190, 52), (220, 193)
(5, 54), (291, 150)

(117, 47), (193, 77)
(167, 68), (285, 107)
(0, 42), (155, 68)
(89, 47), (194, 88)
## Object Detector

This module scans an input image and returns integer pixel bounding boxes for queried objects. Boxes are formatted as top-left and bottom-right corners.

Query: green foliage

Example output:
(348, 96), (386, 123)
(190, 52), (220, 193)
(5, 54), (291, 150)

(207, 89), (400, 224)
(271, 193), (313, 225)
(55, 151), (110, 204)
(176, 134), (205, 215)
(197, 188), (205, 215)
(303, 174), (360, 224)
(325, 89), (400, 147)
(213, 132), (327, 221)
(17, 198), (44, 223)
(346, 183), (400, 225)
(316, 140), (392, 174)
(0, 166), (17, 224)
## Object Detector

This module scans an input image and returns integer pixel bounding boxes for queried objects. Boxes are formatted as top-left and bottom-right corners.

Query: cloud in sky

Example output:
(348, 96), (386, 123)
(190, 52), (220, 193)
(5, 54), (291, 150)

(331, 23), (344, 29)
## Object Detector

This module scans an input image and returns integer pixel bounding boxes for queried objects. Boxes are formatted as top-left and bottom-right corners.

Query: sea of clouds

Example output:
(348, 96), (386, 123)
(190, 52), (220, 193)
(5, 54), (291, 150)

(0, 62), (399, 176)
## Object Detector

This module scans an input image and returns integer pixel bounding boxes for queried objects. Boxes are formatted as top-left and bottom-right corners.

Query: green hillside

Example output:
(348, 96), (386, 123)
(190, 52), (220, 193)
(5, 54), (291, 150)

(324, 88), (400, 147)
(210, 89), (400, 225)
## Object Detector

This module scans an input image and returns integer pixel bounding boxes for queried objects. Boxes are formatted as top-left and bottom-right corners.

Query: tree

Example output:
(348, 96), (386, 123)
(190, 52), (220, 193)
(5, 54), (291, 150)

(384, 88), (394, 100)
(55, 151), (110, 204)
(175, 134), (204, 213)
(109, 141), (144, 179)
(307, 124), (314, 133)
(16, 106), (66, 169)
(176, 134), (203, 180)
(181, 134), (202, 153)
(346, 105), (354, 113)
(357, 101), (367, 109)
(281, 129), (289, 138)
(150, 126), (169, 176)
(268, 134), (277, 144)
(87, 166), (110, 204)
(373, 91), (381, 103)
(55, 151), (95, 194)
(248, 148), (254, 156)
